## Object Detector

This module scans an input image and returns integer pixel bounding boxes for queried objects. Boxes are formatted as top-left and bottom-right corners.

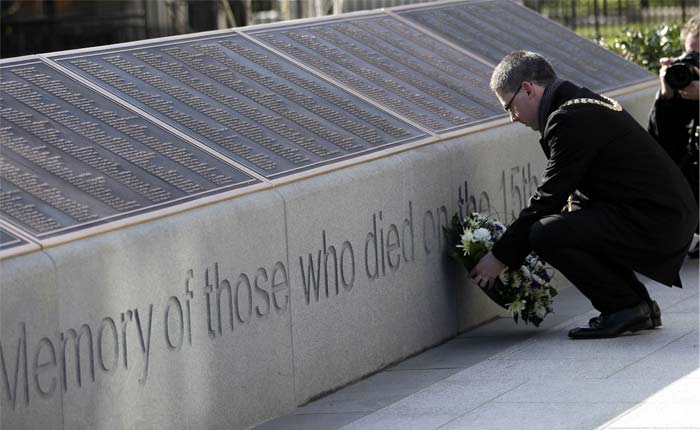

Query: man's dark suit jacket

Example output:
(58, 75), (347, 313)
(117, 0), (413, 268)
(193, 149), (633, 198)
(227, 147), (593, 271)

(492, 81), (698, 287)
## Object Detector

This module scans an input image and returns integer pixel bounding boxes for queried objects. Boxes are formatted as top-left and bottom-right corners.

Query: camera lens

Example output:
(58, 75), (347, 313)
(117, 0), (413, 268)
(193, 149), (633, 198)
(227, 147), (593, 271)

(665, 64), (693, 89)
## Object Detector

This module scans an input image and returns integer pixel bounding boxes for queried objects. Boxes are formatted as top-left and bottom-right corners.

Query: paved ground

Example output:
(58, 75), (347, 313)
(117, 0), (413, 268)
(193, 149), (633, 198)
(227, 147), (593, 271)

(255, 257), (699, 430)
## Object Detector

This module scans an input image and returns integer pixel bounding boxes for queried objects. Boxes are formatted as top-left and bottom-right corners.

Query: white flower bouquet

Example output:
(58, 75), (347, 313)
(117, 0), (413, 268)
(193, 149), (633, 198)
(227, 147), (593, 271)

(446, 212), (558, 327)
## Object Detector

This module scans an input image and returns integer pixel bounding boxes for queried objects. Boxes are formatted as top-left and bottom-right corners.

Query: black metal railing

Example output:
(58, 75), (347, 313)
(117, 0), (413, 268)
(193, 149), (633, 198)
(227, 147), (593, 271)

(523, 0), (698, 40)
(2, 0), (698, 59)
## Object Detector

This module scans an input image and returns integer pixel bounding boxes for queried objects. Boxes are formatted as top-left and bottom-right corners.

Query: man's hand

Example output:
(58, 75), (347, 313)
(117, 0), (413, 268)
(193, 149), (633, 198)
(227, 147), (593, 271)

(469, 251), (507, 289)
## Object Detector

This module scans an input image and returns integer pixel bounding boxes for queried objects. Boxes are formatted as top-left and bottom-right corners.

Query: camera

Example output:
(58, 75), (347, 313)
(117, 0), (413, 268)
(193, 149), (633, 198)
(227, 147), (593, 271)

(665, 51), (699, 90)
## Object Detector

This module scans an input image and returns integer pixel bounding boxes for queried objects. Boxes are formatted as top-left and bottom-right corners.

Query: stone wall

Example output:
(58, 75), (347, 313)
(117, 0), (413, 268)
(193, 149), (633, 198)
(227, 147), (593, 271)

(0, 85), (656, 430)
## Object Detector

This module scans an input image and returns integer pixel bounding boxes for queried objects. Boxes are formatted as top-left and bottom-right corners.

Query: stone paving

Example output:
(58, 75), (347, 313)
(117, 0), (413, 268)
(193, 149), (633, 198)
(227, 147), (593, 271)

(254, 258), (699, 430)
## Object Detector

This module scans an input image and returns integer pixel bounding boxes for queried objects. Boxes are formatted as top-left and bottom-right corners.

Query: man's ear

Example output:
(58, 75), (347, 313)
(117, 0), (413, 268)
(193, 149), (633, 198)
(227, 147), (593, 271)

(522, 81), (544, 99)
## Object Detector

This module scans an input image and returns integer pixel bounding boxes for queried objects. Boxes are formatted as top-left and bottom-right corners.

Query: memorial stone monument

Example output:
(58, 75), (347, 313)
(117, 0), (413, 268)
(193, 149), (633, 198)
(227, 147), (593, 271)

(0, 1), (656, 429)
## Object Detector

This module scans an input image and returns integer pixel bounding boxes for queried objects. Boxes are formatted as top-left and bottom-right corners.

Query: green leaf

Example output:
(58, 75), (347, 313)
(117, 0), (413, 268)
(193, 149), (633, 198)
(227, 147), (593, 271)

(598, 22), (682, 74)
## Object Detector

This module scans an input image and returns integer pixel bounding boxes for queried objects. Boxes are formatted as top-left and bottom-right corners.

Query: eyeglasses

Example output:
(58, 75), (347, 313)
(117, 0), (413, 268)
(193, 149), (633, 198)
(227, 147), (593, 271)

(504, 84), (523, 112)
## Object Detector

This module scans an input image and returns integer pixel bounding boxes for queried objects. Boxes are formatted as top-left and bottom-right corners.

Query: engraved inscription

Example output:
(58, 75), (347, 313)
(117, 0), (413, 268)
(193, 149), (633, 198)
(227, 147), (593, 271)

(1, 161), (539, 411)
(251, 15), (503, 132)
(0, 60), (256, 237)
(0, 260), (290, 410)
(457, 163), (540, 225)
(54, 33), (426, 178)
(398, 0), (652, 91)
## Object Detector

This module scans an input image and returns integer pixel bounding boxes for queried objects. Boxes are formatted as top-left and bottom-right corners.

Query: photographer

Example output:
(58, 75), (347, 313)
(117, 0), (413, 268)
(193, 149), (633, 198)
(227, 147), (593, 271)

(648, 15), (699, 258)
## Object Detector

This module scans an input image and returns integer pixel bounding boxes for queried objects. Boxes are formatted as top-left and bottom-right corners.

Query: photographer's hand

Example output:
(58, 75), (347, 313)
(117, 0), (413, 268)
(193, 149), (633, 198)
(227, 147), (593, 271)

(469, 251), (506, 289)
(658, 58), (674, 100)
(678, 66), (700, 100)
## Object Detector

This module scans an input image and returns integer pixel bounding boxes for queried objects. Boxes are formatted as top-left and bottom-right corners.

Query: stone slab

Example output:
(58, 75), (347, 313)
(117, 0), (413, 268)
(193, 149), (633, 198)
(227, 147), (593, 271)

(0, 225), (40, 259)
(644, 283), (698, 306)
(387, 336), (535, 371)
(496, 314), (698, 361)
(665, 295), (699, 313)
(256, 262), (699, 430)
(277, 142), (459, 404)
(340, 411), (458, 430)
(322, 368), (460, 398)
(493, 377), (700, 404)
(35, 190), (294, 430)
(604, 402), (700, 429)
(1, 22), (664, 430)
(337, 377), (528, 430)
(295, 369), (458, 414)
(255, 412), (367, 430)
(615, 85), (658, 126)
(437, 401), (639, 430)
(450, 357), (631, 380)
(607, 330), (700, 381)
(443, 123), (549, 330)
(294, 393), (405, 414)
(0, 251), (62, 430)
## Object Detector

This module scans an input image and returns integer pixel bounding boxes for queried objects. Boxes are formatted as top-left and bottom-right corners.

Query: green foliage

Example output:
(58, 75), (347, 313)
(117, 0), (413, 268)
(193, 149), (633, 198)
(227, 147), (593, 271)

(597, 23), (683, 73)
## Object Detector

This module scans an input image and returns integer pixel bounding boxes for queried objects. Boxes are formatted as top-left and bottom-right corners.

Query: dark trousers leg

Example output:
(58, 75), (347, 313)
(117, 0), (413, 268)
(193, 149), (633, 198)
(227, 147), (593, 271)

(529, 213), (651, 314)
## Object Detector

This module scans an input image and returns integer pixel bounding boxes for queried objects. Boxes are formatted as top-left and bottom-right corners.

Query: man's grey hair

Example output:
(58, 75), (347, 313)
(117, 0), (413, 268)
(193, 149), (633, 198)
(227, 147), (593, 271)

(490, 51), (557, 93)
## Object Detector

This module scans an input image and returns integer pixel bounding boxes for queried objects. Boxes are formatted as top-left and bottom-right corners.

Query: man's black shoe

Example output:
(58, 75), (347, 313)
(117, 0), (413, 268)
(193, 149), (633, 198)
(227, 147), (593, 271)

(570, 302), (653, 339)
(588, 300), (661, 329)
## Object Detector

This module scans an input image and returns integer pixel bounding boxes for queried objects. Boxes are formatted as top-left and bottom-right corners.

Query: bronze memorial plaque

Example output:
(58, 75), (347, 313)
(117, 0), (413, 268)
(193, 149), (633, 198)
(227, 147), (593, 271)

(396, 0), (654, 91)
(247, 13), (505, 134)
(0, 59), (258, 239)
(51, 32), (428, 179)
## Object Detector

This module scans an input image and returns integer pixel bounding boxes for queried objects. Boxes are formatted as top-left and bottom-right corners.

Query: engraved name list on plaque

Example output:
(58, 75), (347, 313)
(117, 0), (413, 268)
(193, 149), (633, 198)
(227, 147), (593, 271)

(395, 0), (653, 92)
(0, 59), (258, 240)
(50, 32), (428, 180)
(247, 13), (504, 134)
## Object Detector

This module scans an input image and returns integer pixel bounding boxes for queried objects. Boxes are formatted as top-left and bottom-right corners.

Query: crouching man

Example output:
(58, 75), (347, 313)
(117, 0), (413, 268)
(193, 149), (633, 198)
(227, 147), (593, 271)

(470, 51), (698, 339)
